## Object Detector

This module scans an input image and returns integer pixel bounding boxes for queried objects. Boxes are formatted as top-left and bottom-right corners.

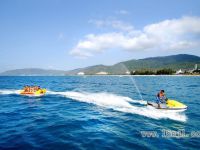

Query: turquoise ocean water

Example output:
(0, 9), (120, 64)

(0, 76), (199, 149)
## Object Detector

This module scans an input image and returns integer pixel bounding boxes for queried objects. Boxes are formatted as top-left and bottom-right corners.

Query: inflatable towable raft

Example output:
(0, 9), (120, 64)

(147, 99), (187, 111)
(20, 89), (46, 96)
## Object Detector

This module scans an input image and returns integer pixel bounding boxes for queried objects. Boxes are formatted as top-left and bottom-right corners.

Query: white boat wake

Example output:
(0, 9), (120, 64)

(0, 89), (187, 122)
(0, 89), (20, 95)
(47, 90), (187, 122)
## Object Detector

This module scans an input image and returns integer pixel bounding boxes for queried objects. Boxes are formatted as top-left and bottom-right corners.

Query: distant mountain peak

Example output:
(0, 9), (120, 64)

(0, 68), (66, 76)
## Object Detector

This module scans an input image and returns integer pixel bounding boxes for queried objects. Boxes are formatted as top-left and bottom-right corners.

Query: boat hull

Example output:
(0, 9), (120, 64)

(147, 99), (187, 111)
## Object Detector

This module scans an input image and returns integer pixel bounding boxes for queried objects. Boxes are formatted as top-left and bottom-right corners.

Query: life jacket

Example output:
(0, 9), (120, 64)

(157, 92), (167, 103)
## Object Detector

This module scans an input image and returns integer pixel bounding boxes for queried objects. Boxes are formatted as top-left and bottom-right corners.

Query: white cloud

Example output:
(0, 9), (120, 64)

(69, 33), (157, 58)
(168, 41), (198, 50)
(144, 16), (200, 36)
(70, 16), (200, 58)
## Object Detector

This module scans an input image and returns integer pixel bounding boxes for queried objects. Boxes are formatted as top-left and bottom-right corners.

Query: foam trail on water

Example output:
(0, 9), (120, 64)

(0, 89), (187, 122)
(48, 91), (187, 122)
(0, 89), (20, 95)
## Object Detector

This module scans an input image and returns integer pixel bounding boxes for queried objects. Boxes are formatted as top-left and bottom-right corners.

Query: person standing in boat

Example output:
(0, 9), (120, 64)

(156, 90), (168, 108)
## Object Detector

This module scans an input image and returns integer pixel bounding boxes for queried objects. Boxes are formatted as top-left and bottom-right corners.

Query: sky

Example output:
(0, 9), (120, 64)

(0, 0), (200, 72)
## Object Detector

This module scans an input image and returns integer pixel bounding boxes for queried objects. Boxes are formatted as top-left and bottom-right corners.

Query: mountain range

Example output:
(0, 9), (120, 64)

(1, 54), (200, 76)
(65, 54), (200, 75)
(0, 68), (66, 76)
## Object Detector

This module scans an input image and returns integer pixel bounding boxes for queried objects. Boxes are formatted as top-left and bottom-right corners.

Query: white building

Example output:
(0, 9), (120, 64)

(126, 71), (130, 75)
(96, 71), (108, 75)
(176, 69), (184, 75)
(194, 64), (198, 70)
(77, 72), (85, 75)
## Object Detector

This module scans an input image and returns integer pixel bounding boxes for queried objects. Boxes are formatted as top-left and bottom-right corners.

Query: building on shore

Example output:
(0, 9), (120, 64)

(192, 64), (200, 73)
(126, 71), (130, 75)
(176, 69), (184, 75)
(194, 64), (200, 71)
(194, 64), (198, 70)
(176, 64), (200, 75)
(77, 72), (85, 75)
(96, 71), (108, 75)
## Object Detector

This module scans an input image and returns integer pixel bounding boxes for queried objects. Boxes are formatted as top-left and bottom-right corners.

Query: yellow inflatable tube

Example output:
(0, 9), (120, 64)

(20, 89), (46, 96)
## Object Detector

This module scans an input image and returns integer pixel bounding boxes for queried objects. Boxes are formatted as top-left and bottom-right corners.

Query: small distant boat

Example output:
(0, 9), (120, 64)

(20, 89), (46, 97)
(147, 99), (187, 112)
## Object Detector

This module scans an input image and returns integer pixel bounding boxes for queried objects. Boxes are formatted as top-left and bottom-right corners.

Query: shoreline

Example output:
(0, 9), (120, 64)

(0, 74), (200, 77)
(76, 74), (200, 77)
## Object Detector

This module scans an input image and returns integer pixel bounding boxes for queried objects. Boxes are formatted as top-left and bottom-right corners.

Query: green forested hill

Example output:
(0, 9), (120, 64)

(122, 54), (200, 70)
(66, 54), (200, 75)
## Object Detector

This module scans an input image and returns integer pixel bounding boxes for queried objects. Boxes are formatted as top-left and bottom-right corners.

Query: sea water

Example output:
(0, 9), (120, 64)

(0, 76), (199, 149)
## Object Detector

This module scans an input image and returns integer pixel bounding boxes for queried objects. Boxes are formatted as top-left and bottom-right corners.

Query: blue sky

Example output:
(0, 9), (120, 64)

(0, 0), (200, 72)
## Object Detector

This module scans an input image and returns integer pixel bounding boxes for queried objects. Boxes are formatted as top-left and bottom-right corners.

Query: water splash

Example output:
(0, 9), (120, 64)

(0, 89), (20, 95)
(118, 63), (144, 100)
(0, 89), (187, 122)
(47, 90), (187, 122)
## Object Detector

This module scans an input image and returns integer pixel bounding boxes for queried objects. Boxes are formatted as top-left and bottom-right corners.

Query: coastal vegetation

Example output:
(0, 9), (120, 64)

(131, 69), (175, 75)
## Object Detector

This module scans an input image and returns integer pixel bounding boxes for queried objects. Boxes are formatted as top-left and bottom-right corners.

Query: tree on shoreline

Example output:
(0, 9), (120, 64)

(156, 68), (175, 75)
(131, 68), (175, 75)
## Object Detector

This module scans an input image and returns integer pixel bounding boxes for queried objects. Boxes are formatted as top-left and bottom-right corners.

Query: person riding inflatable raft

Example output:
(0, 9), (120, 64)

(20, 86), (46, 96)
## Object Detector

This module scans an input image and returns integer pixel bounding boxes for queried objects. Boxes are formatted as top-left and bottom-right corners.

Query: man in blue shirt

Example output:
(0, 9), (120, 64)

(156, 90), (168, 108)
